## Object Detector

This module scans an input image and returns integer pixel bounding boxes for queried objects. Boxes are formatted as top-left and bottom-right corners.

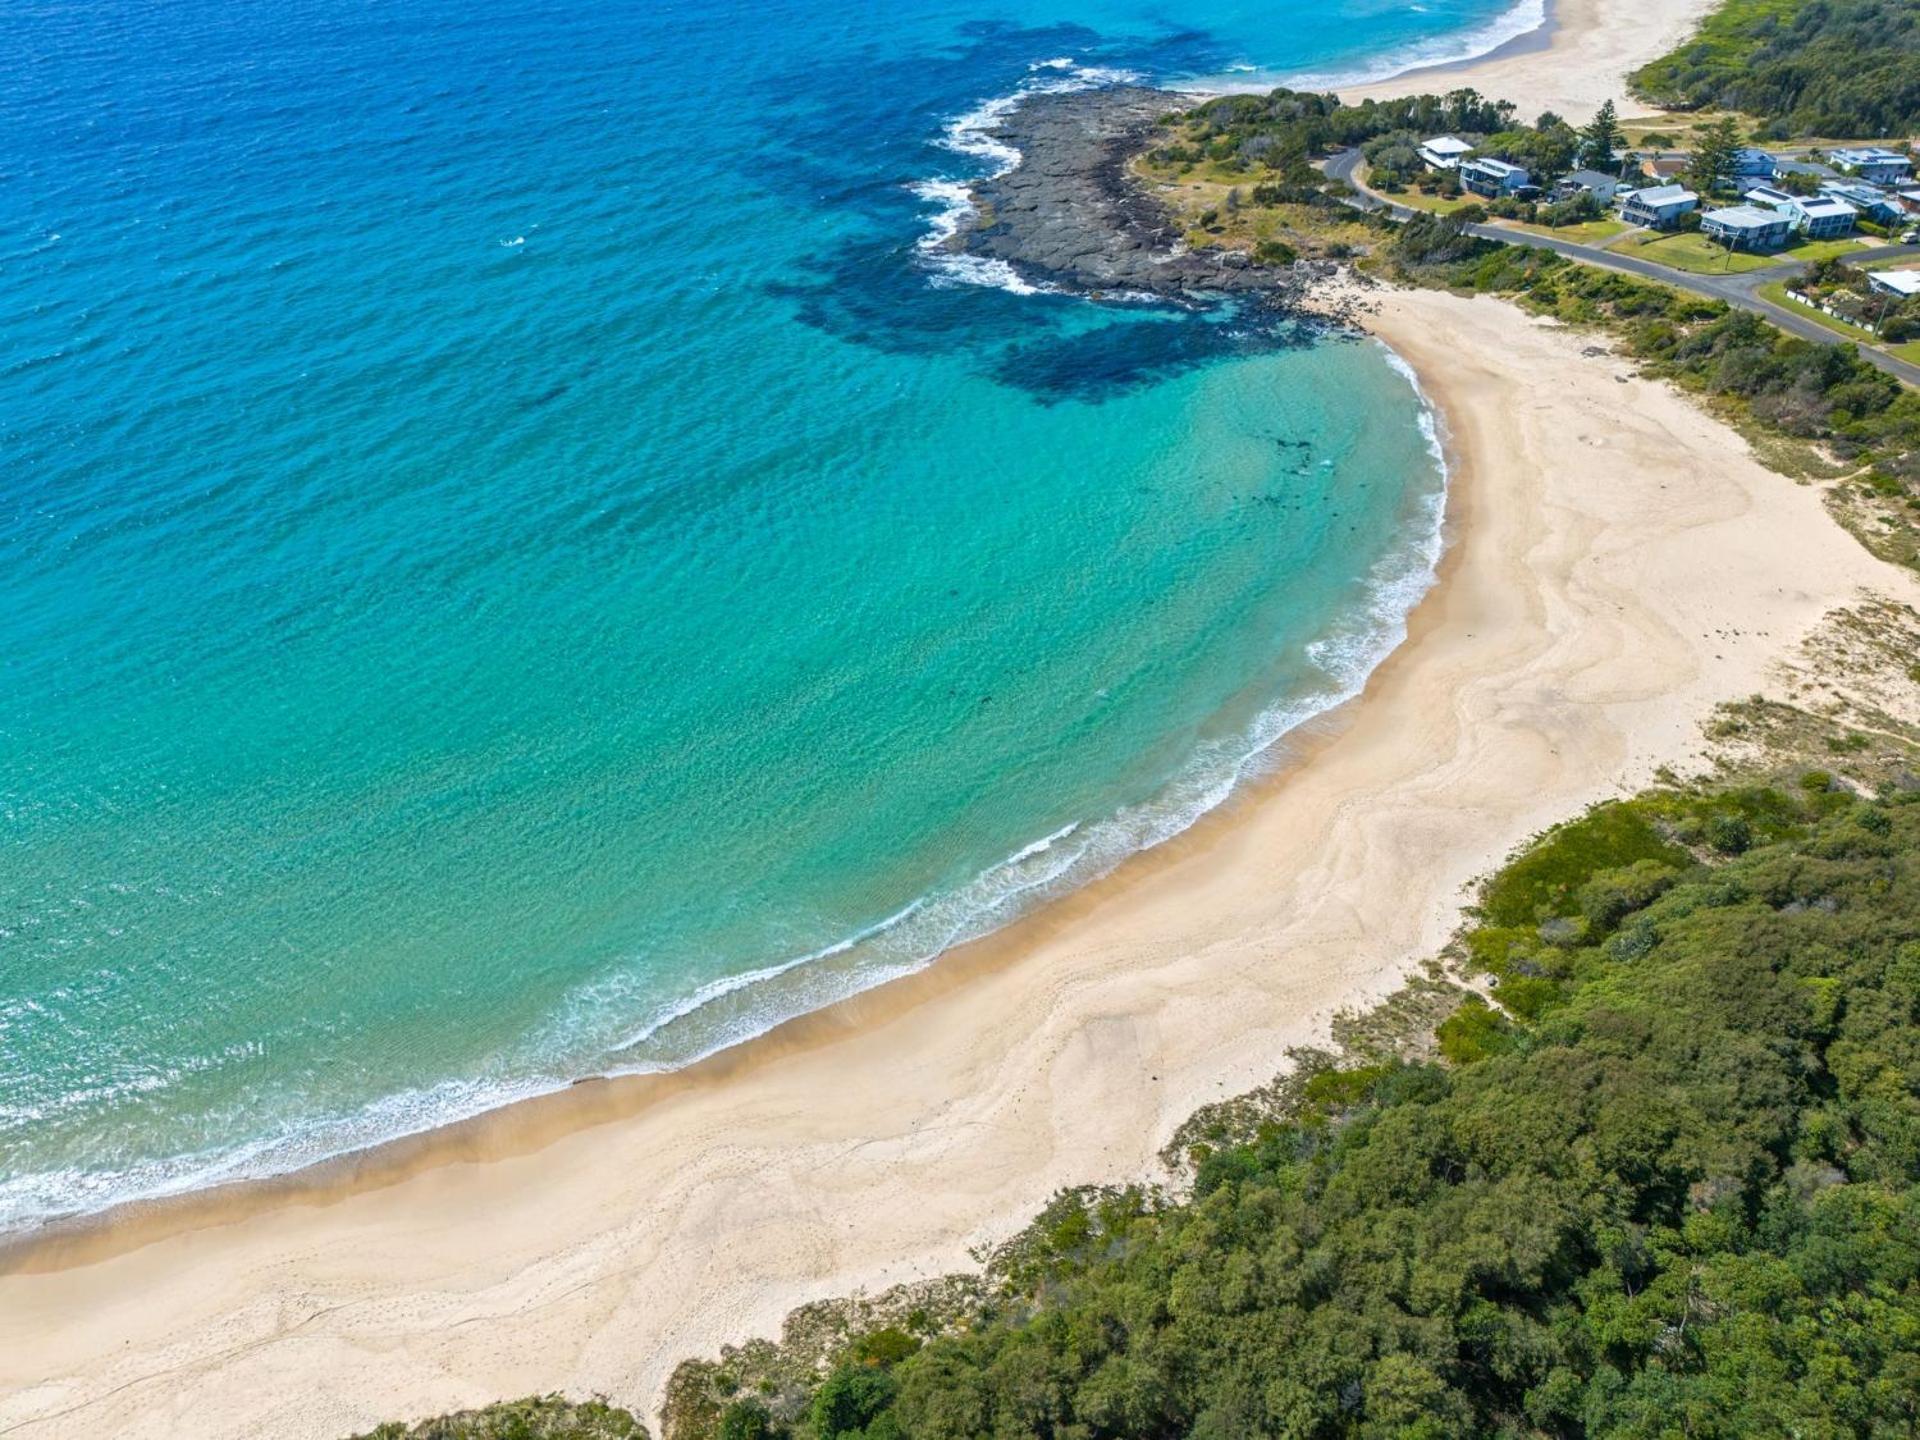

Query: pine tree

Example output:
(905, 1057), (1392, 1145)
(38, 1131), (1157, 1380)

(1580, 98), (1626, 172)
(1687, 116), (1743, 197)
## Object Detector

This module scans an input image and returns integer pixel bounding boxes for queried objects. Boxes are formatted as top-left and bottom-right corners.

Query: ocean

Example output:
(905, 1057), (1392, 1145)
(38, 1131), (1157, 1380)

(0, 0), (1522, 1232)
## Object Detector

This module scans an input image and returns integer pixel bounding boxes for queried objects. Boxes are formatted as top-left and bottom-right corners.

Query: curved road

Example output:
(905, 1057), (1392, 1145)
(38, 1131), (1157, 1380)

(1322, 149), (1920, 387)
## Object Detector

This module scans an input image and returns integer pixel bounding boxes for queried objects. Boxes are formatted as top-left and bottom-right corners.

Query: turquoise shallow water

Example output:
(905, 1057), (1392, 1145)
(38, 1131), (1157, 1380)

(0, 0), (1514, 1230)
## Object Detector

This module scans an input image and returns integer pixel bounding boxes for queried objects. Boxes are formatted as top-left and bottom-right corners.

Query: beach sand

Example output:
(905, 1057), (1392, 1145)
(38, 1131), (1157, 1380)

(5, 288), (1915, 1439)
(1338, 0), (1718, 122)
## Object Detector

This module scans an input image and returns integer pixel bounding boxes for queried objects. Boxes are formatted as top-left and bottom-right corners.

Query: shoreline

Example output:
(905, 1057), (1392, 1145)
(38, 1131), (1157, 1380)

(1331, 0), (1717, 121)
(5, 288), (1914, 1439)
(2, 346), (1452, 1254)
(3, 379), (1452, 1267)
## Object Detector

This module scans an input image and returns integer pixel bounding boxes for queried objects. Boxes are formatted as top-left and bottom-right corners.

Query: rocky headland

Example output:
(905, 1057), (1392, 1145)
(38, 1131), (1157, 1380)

(955, 86), (1318, 301)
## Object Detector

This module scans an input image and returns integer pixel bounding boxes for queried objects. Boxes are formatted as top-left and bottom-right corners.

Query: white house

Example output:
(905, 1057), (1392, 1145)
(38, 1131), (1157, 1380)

(1621, 183), (1699, 229)
(1700, 204), (1794, 251)
(1459, 156), (1530, 198)
(1418, 135), (1475, 170)
(1746, 186), (1858, 238)
(1553, 169), (1624, 204)
(1831, 147), (1913, 185)
(1867, 268), (1920, 298)
(1731, 148), (1778, 179)
(1794, 196), (1861, 238)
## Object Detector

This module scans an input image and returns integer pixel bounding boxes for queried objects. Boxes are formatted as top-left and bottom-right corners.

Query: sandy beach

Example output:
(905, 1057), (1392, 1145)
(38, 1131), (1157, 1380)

(1337, 0), (1718, 121)
(5, 287), (1915, 1439)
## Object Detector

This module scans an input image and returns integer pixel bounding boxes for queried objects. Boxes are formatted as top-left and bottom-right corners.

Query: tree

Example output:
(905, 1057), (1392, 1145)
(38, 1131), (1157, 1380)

(1581, 98), (1626, 173)
(1688, 115), (1743, 198)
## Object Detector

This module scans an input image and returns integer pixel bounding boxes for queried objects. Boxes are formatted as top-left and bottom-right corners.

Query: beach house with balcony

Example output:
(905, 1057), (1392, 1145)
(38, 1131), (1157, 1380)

(1699, 204), (1793, 251)
(1418, 135), (1474, 170)
(1867, 269), (1920, 299)
(1459, 156), (1530, 198)
(1745, 186), (1859, 238)
(1621, 183), (1698, 229)
(1794, 195), (1861, 238)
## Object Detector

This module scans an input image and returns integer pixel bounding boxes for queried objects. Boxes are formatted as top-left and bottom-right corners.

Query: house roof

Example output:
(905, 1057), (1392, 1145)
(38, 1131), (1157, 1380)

(1464, 156), (1527, 176)
(1773, 159), (1838, 178)
(1743, 185), (1795, 206)
(1702, 204), (1787, 229)
(1421, 135), (1473, 155)
(1799, 198), (1859, 220)
(1870, 268), (1920, 296)
(1631, 183), (1698, 207)
(1820, 181), (1888, 206)
(1560, 169), (1618, 188)
(1833, 147), (1909, 166)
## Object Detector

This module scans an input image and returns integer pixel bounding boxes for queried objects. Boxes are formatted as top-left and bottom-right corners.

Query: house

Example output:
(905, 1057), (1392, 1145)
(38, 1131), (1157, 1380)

(1639, 155), (1691, 182)
(1621, 183), (1699, 229)
(1459, 156), (1530, 198)
(1418, 135), (1475, 170)
(1699, 204), (1794, 251)
(1747, 186), (1859, 238)
(1793, 196), (1861, 238)
(1866, 268), (1920, 298)
(1831, 147), (1913, 184)
(1731, 148), (1778, 179)
(1552, 169), (1623, 204)
(1772, 158), (1839, 182)
(1820, 180), (1903, 223)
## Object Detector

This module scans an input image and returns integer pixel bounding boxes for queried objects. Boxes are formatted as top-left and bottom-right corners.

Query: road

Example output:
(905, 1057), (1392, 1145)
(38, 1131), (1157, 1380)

(1321, 149), (1920, 387)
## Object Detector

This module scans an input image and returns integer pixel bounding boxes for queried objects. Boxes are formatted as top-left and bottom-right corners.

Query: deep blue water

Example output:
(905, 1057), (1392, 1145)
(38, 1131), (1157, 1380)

(0, 0), (1523, 1230)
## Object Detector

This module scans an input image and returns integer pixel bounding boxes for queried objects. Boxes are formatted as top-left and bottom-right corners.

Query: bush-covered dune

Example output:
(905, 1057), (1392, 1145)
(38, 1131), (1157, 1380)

(1630, 0), (1920, 138)
(672, 783), (1920, 1439)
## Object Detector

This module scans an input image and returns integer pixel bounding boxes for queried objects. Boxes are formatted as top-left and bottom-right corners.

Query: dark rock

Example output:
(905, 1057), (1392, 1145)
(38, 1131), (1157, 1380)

(953, 86), (1340, 313)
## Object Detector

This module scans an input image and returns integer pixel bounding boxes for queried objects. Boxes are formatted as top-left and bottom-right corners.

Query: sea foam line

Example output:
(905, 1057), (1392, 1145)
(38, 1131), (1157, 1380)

(908, 58), (1142, 296)
(1184, 0), (1547, 96)
(0, 362), (1453, 1239)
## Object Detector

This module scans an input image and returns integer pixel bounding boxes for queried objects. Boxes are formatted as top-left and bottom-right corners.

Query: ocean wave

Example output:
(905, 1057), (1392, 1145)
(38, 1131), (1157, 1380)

(907, 58), (1142, 296)
(574, 373), (1450, 1078)
(1184, 0), (1546, 95)
(0, 369), (1451, 1237)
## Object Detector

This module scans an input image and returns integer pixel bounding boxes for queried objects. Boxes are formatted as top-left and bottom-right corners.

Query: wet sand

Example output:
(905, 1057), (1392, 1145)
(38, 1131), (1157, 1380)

(5, 288), (1915, 1439)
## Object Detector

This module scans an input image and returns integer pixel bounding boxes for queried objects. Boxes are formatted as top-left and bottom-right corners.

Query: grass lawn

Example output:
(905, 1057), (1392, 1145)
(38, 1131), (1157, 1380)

(1783, 237), (1878, 265)
(1890, 342), (1920, 364)
(1505, 217), (1632, 244)
(1355, 165), (1478, 215)
(1622, 230), (1784, 274)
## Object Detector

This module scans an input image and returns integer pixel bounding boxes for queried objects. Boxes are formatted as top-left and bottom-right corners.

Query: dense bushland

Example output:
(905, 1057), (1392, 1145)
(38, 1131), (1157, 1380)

(1630, 0), (1920, 137)
(677, 780), (1920, 1439)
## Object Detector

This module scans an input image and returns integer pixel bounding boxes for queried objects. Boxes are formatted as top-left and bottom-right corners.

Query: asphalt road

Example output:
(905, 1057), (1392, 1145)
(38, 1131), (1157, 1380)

(1321, 149), (1920, 387)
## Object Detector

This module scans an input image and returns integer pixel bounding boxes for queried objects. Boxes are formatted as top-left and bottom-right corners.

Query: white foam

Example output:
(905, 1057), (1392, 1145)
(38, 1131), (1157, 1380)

(906, 58), (1144, 296)
(1183, 0), (1546, 95)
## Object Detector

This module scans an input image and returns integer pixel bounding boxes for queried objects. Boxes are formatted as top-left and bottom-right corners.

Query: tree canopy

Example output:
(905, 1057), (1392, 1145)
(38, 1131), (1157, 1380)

(1631, 0), (1920, 138)
(691, 784), (1920, 1439)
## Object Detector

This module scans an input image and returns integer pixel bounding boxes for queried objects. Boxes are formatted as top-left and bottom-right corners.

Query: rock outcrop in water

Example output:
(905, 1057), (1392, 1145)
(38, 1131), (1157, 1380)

(954, 86), (1323, 304)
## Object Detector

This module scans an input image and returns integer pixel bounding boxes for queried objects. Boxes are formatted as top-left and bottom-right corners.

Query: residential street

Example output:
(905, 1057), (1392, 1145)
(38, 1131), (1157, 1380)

(1323, 148), (1920, 387)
